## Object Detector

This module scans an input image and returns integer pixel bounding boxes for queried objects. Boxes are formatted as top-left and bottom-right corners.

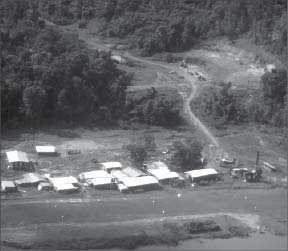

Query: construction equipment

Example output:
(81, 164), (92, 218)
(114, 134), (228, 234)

(180, 60), (187, 68)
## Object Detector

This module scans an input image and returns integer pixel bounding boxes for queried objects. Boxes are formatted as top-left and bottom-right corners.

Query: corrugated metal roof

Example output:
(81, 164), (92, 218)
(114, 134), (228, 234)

(35, 146), (56, 153)
(148, 169), (180, 180)
(6, 150), (29, 163)
(122, 167), (146, 178)
(121, 176), (159, 188)
(101, 162), (123, 170)
(78, 170), (111, 180)
(184, 168), (218, 178)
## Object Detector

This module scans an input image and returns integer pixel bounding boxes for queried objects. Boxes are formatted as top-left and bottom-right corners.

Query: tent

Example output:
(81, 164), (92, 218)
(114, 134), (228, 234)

(101, 162), (123, 173)
(184, 168), (218, 183)
(111, 170), (128, 182)
(6, 150), (31, 170)
(1, 181), (17, 192)
(122, 167), (146, 178)
(35, 146), (57, 155)
(49, 176), (78, 186)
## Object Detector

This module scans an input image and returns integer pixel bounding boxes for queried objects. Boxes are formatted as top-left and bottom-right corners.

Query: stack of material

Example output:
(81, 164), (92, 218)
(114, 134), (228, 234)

(184, 168), (218, 183)
(49, 176), (79, 193)
(1, 181), (17, 192)
(101, 162), (123, 173)
(78, 170), (114, 189)
(15, 173), (46, 187)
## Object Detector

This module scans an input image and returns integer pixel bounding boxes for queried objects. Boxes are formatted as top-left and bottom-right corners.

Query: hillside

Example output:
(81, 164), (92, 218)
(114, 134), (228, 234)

(16, 0), (287, 64)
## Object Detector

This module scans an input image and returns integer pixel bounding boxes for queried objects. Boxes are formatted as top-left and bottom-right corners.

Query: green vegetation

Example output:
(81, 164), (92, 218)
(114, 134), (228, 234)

(168, 137), (203, 171)
(125, 87), (183, 127)
(194, 68), (287, 128)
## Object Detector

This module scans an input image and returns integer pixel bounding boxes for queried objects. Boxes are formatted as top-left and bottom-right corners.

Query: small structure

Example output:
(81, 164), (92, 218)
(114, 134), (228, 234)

(101, 162), (123, 173)
(111, 55), (126, 64)
(122, 167), (146, 178)
(120, 176), (159, 192)
(38, 182), (52, 191)
(49, 176), (79, 193)
(185, 168), (219, 183)
(220, 153), (237, 168)
(1, 181), (17, 193)
(15, 173), (46, 187)
(35, 145), (57, 156)
(148, 168), (180, 184)
(78, 170), (115, 189)
(6, 150), (31, 170)
(231, 168), (249, 179)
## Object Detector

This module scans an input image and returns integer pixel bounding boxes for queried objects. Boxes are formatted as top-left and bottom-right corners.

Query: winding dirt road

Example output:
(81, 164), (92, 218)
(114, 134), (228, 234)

(71, 27), (220, 147)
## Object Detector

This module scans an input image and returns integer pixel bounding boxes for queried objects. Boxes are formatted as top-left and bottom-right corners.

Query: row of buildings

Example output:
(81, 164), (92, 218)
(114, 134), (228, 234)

(1, 148), (220, 194)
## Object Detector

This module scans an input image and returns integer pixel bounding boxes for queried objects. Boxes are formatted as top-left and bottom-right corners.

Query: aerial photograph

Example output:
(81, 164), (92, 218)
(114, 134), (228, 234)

(1, 0), (287, 250)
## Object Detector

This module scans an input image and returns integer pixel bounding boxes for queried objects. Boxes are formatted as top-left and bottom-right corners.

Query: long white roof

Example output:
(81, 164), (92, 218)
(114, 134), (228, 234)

(87, 177), (113, 186)
(101, 162), (123, 170)
(54, 183), (77, 191)
(184, 168), (218, 178)
(35, 146), (56, 153)
(6, 150), (29, 163)
(121, 176), (159, 188)
(49, 176), (78, 185)
(148, 169), (180, 180)
(1, 181), (16, 189)
(79, 170), (111, 180)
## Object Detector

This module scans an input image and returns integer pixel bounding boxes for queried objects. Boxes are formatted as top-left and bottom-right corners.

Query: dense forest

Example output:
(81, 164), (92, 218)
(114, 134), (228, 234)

(1, 0), (287, 129)
(27, 0), (287, 63)
(193, 68), (287, 128)
(1, 1), (133, 128)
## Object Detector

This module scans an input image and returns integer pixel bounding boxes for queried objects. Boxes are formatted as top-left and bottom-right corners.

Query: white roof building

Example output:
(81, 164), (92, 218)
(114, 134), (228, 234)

(101, 162), (123, 172)
(49, 176), (78, 186)
(6, 151), (29, 163)
(121, 176), (159, 189)
(1, 181), (17, 192)
(53, 183), (78, 192)
(148, 169), (180, 181)
(35, 146), (56, 154)
(122, 167), (146, 178)
(78, 170), (111, 181)
(87, 178), (114, 187)
(185, 168), (218, 180)
(111, 170), (128, 182)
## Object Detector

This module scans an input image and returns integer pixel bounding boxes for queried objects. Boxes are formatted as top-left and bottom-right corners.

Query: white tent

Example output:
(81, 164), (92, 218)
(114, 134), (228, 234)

(53, 183), (78, 193)
(87, 177), (114, 188)
(49, 176), (78, 186)
(111, 170), (128, 182)
(1, 181), (17, 192)
(101, 162), (123, 172)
